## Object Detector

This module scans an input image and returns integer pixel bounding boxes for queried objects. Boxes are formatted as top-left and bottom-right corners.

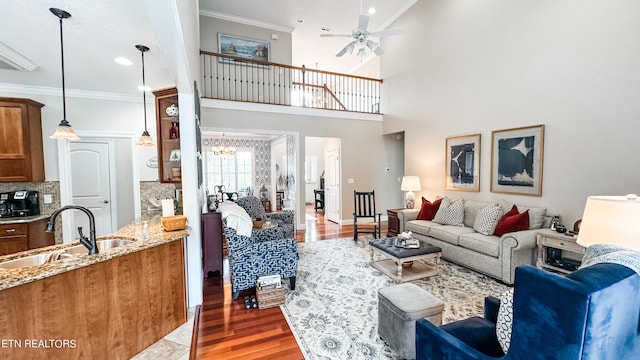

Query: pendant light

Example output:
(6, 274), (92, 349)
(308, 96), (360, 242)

(212, 133), (236, 157)
(135, 45), (154, 146)
(49, 8), (80, 141)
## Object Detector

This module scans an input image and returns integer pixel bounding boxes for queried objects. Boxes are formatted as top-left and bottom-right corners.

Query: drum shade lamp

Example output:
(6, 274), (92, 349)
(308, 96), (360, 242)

(577, 194), (640, 251)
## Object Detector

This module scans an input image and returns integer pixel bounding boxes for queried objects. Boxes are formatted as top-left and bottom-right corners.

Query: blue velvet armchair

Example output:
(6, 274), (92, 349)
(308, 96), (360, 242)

(416, 263), (640, 360)
(236, 195), (295, 238)
(223, 220), (298, 300)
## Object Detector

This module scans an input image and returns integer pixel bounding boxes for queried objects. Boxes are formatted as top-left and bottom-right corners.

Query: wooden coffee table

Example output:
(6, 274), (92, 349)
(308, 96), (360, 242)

(369, 238), (441, 283)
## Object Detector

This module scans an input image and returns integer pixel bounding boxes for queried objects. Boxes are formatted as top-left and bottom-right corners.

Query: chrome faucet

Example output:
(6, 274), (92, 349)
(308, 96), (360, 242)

(46, 205), (98, 255)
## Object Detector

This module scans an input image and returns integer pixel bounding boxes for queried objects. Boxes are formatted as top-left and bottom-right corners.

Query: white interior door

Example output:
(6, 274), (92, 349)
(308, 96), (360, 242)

(324, 147), (340, 223)
(70, 141), (114, 238)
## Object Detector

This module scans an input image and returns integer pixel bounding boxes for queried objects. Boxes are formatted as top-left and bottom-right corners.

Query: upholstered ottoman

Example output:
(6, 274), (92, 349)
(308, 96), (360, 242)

(378, 283), (444, 359)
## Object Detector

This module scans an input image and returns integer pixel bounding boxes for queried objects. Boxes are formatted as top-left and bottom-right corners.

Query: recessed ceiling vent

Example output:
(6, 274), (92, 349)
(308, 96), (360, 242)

(0, 41), (38, 71)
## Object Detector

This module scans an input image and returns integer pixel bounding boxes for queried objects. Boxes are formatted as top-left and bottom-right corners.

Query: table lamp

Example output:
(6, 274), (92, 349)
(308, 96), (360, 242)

(401, 176), (421, 209)
(576, 194), (640, 251)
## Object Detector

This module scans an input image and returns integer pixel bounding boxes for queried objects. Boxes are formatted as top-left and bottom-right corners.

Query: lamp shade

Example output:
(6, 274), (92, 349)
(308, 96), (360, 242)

(401, 176), (421, 192)
(576, 195), (640, 251)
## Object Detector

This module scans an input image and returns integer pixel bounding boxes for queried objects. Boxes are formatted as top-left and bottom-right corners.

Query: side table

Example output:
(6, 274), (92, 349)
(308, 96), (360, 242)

(536, 229), (585, 274)
(387, 208), (404, 237)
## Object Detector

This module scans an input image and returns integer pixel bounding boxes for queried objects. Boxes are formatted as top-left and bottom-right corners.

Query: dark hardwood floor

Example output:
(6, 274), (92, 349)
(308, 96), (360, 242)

(194, 205), (387, 359)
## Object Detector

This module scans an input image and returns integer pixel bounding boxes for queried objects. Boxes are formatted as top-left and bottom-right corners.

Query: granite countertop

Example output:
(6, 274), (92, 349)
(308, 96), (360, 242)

(0, 214), (50, 225)
(0, 214), (190, 291)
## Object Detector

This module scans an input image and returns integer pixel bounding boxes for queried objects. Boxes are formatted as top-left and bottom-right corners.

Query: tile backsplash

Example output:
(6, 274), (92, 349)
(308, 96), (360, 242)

(0, 181), (61, 215)
(140, 181), (178, 216)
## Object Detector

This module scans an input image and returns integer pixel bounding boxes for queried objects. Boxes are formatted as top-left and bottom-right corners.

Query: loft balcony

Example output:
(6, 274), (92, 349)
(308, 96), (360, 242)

(200, 50), (382, 114)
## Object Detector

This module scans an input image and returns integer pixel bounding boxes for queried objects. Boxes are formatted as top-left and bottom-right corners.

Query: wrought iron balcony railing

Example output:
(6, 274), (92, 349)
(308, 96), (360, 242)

(200, 50), (382, 114)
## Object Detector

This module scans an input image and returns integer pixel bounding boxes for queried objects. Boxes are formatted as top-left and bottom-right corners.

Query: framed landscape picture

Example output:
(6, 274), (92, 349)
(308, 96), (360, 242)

(491, 125), (545, 196)
(445, 134), (481, 192)
(218, 33), (270, 63)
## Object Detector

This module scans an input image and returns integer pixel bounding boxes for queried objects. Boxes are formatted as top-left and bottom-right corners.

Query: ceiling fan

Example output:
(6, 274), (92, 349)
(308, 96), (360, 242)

(320, 13), (405, 58)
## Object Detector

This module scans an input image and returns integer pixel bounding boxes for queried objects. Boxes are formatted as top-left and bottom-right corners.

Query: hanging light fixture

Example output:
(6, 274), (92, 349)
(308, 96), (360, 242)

(49, 8), (80, 141)
(212, 133), (236, 157)
(135, 45), (154, 146)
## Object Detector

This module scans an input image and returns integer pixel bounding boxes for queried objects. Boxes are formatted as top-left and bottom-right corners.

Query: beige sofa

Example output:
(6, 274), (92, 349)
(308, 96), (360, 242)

(398, 199), (548, 284)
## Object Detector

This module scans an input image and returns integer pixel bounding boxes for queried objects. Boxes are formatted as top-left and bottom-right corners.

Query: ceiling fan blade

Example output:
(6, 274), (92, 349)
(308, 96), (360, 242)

(336, 41), (357, 57)
(369, 27), (406, 37)
(320, 33), (355, 38)
(358, 14), (370, 32)
(373, 47), (384, 56)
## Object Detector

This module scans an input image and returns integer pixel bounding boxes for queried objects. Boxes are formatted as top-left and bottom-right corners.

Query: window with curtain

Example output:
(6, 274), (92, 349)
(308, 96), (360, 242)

(204, 149), (254, 194)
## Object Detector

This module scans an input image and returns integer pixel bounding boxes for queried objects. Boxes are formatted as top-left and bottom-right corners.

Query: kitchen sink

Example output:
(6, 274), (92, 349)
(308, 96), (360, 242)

(63, 239), (135, 255)
(0, 252), (64, 269)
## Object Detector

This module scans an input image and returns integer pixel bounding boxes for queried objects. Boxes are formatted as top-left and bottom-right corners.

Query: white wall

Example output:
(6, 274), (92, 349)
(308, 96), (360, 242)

(381, 0), (640, 224)
(0, 90), (158, 182)
(200, 103), (387, 225)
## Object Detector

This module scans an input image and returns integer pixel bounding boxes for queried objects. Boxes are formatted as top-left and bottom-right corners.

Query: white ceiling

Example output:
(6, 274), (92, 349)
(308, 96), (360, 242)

(0, 0), (415, 97)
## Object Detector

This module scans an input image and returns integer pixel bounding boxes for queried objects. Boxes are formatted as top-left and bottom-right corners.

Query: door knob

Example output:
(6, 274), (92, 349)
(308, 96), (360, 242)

(103, 200), (109, 204)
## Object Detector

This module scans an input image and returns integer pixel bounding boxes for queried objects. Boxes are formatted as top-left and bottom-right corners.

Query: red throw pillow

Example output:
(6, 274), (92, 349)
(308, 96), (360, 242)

(495, 209), (530, 237)
(502, 205), (519, 218)
(417, 197), (442, 220)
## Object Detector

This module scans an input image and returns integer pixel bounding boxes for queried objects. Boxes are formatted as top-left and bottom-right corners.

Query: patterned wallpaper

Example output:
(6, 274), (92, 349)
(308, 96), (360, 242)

(202, 136), (272, 191)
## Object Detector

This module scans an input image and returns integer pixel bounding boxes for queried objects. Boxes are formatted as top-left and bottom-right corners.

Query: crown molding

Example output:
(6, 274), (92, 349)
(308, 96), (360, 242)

(0, 83), (145, 103)
(199, 9), (294, 33)
(0, 41), (38, 71)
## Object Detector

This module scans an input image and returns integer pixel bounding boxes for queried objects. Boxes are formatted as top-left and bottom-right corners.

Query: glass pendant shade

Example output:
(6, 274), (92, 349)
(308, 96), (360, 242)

(136, 131), (154, 146)
(50, 119), (80, 140)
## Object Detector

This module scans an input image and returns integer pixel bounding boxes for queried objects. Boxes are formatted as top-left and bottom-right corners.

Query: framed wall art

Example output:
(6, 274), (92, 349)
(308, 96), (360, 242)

(491, 125), (545, 196)
(218, 33), (270, 63)
(445, 134), (481, 192)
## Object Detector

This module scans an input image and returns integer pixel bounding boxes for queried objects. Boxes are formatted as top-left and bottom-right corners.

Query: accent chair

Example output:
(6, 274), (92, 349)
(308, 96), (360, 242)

(223, 220), (298, 300)
(416, 263), (640, 360)
(236, 195), (295, 238)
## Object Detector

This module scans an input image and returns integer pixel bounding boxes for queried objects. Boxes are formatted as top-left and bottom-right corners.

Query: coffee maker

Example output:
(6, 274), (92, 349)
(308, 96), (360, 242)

(0, 190), (41, 218)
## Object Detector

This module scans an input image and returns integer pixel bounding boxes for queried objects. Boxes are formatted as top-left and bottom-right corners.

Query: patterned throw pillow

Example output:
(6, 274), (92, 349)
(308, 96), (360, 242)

(417, 197), (442, 220)
(496, 288), (514, 354)
(432, 197), (464, 226)
(473, 204), (503, 235)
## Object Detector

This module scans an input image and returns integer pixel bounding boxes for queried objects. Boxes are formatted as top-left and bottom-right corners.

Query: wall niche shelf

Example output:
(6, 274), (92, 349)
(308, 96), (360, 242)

(153, 87), (181, 184)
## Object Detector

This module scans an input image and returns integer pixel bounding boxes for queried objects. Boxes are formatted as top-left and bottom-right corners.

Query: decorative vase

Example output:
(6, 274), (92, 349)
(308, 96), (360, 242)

(260, 184), (268, 201)
(169, 122), (179, 139)
(165, 104), (179, 117)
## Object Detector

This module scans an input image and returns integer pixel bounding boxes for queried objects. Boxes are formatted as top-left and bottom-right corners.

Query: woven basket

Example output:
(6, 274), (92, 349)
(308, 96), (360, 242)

(256, 286), (284, 309)
(162, 215), (187, 231)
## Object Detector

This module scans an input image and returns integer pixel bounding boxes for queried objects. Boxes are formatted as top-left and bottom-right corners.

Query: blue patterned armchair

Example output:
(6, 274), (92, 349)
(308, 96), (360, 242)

(223, 219), (298, 300)
(236, 195), (295, 238)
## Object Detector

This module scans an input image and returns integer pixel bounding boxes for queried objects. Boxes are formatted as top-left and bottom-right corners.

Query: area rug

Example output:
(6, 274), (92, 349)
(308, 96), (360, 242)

(280, 237), (509, 360)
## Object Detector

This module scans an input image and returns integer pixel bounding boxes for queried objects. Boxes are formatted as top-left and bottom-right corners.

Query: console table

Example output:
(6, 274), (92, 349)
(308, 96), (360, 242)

(201, 212), (223, 278)
(536, 229), (585, 274)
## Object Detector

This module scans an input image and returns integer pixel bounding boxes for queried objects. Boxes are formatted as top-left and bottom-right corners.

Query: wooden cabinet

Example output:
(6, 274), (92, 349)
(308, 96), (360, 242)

(201, 212), (223, 278)
(0, 219), (55, 256)
(153, 88), (181, 183)
(0, 98), (45, 182)
(386, 208), (404, 237)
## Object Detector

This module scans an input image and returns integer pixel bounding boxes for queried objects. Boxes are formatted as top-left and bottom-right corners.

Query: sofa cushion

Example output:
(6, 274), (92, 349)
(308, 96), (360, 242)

(433, 197), (464, 226)
(463, 200), (490, 228)
(496, 288), (514, 353)
(429, 225), (476, 245)
(473, 204), (503, 236)
(406, 220), (442, 236)
(459, 232), (501, 257)
(495, 209), (530, 237)
(417, 197), (442, 221)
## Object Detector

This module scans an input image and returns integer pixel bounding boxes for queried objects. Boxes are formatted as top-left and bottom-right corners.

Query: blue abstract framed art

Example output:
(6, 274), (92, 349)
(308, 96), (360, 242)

(445, 134), (481, 192)
(491, 125), (545, 196)
(218, 33), (270, 63)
